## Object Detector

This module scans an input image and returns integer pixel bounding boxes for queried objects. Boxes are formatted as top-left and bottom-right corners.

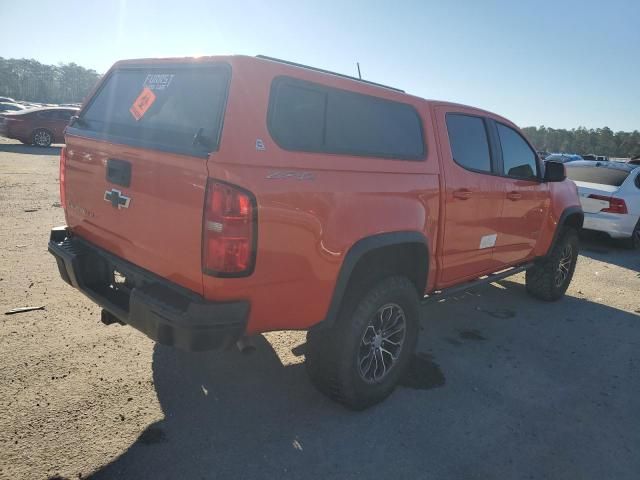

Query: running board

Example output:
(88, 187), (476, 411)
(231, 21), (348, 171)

(422, 263), (533, 304)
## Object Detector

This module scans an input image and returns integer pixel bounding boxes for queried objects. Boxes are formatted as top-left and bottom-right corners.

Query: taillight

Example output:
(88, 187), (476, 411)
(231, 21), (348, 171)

(202, 180), (256, 276)
(588, 194), (628, 214)
(59, 146), (67, 208)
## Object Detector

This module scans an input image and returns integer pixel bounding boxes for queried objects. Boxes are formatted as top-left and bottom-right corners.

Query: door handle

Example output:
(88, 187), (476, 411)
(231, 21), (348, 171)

(453, 189), (472, 200)
(506, 191), (522, 201)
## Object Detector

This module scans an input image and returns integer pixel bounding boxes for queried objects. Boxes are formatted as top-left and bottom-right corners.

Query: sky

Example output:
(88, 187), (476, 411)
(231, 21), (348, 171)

(1, 0), (638, 131)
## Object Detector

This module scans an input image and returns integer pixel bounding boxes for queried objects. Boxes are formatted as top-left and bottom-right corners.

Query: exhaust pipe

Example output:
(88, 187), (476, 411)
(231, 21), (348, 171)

(236, 335), (256, 354)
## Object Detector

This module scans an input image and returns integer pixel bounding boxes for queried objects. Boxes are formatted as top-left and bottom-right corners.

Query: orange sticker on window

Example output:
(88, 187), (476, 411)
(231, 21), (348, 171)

(129, 87), (156, 121)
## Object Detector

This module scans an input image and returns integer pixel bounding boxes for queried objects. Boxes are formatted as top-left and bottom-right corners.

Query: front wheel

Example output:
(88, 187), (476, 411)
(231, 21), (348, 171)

(305, 276), (419, 410)
(32, 129), (53, 147)
(525, 228), (579, 301)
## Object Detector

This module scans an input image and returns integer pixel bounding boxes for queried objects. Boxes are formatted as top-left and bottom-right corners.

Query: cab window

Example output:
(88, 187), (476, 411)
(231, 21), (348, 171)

(497, 123), (538, 179)
(445, 113), (492, 173)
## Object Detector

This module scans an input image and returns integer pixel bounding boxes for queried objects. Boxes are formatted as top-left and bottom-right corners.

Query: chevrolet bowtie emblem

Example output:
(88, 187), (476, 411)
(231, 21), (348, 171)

(104, 189), (131, 209)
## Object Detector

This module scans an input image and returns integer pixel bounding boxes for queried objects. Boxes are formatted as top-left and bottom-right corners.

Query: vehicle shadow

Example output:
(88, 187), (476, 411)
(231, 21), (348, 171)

(579, 230), (639, 272)
(86, 280), (640, 479)
(0, 143), (61, 155)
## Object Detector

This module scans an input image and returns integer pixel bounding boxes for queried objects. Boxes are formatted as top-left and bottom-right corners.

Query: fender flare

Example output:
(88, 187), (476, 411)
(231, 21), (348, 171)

(316, 231), (430, 330)
(545, 206), (584, 256)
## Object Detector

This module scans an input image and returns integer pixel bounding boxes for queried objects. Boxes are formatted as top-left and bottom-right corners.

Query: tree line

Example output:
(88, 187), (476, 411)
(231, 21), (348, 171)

(522, 126), (640, 158)
(0, 58), (638, 157)
(0, 58), (101, 105)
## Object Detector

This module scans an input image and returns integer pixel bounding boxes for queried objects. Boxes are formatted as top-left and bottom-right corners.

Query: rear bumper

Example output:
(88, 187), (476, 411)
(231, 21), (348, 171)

(583, 212), (638, 239)
(48, 226), (249, 351)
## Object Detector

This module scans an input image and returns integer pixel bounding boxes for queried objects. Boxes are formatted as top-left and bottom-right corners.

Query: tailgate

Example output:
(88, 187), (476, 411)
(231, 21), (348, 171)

(574, 181), (618, 214)
(63, 61), (231, 294)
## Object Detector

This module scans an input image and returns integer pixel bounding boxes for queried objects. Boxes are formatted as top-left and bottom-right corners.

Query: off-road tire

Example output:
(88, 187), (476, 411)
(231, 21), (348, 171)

(305, 276), (419, 410)
(525, 228), (579, 301)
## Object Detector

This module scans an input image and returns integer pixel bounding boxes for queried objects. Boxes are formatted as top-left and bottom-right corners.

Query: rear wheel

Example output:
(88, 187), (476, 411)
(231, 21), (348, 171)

(525, 228), (579, 301)
(32, 129), (52, 147)
(305, 276), (419, 410)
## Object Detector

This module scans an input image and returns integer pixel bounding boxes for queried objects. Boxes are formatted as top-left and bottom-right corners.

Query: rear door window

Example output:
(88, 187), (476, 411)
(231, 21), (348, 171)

(75, 64), (230, 157)
(445, 114), (492, 172)
(268, 77), (424, 160)
(496, 123), (539, 179)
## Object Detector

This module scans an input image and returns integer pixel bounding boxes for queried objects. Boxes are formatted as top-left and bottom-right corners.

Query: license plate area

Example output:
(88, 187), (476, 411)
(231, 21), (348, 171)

(79, 255), (144, 314)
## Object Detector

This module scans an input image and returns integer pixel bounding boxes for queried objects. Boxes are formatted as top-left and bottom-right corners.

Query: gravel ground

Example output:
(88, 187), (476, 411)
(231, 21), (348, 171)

(0, 139), (639, 480)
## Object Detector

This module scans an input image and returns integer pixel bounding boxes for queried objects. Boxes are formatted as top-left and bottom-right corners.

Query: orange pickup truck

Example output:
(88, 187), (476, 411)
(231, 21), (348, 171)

(49, 55), (582, 409)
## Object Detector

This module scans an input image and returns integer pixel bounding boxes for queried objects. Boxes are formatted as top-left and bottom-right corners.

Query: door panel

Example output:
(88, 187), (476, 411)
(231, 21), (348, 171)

(496, 179), (549, 264)
(435, 107), (505, 286)
(53, 111), (72, 140)
(493, 122), (549, 264)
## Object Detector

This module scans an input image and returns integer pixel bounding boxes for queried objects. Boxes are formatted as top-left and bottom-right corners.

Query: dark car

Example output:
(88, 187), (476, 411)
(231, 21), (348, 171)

(0, 107), (79, 147)
(582, 154), (609, 161)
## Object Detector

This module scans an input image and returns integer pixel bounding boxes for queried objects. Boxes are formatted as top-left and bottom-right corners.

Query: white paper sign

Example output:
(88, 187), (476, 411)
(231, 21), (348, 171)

(479, 234), (497, 249)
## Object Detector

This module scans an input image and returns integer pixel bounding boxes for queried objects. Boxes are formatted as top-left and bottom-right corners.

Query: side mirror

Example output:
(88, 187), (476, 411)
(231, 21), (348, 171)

(69, 115), (87, 127)
(544, 160), (566, 182)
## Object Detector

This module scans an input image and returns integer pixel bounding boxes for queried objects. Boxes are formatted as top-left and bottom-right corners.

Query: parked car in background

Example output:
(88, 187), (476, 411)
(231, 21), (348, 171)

(546, 153), (584, 163)
(582, 154), (609, 161)
(0, 106), (78, 147)
(537, 150), (550, 160)
(566, 160), (640, 248)
(0, 102), (26, 112)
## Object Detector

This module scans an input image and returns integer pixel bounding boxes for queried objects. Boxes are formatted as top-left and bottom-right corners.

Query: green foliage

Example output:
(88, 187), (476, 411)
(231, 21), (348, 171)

(0, 57), (101, 104)
(1, 57), (638, 158)
(523, 126), (640, 158)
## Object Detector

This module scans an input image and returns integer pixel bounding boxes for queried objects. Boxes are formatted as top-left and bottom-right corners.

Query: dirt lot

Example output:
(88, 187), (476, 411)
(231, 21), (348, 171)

(0, 138), (639, 480)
